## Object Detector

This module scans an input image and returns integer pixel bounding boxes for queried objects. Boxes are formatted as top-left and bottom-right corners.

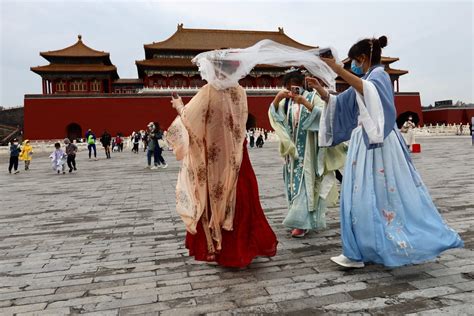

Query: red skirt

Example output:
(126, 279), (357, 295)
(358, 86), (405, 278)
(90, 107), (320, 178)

(185, 142), (278, 268)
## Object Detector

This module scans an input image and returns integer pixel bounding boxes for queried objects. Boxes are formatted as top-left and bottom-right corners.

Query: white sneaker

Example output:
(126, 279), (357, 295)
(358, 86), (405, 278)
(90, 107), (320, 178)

(150, 166), (158, 170)
(330, 254), (364, 268)
(161, 164), (168, 169)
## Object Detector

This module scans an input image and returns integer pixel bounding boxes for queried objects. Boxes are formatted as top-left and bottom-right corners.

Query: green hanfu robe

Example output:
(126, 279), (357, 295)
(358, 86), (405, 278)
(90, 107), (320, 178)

(269, 90), (346, 230)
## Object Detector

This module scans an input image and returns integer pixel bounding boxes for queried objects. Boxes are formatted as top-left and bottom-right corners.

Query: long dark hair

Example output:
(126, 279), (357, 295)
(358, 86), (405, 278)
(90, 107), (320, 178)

(348, 36), (388, 65)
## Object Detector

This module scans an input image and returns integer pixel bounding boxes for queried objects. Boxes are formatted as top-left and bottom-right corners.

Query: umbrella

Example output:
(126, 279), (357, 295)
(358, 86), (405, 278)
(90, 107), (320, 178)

(396, 111), (420, 128)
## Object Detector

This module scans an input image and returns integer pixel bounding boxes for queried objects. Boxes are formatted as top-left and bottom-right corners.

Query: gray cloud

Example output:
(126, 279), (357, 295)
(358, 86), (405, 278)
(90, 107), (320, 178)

(1, 0), (472, 107)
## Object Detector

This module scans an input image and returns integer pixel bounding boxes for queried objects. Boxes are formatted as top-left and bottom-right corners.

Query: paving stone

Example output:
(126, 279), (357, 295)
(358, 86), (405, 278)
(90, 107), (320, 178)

(307, 282), (367, 297)
(324, 297), (389, 312)
(0, 138), (472, 314)
(396, 286), (459, 300)
(407, 303), (474, 315)
(277, 292), (353, 312)
(160, 301), (237, 316)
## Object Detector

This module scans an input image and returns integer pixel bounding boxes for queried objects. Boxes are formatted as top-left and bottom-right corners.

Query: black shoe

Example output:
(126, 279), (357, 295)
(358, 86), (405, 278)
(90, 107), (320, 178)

(69, 169), (72, 173)
(74, 167), (77, 170)
(57, 170), (60, 174)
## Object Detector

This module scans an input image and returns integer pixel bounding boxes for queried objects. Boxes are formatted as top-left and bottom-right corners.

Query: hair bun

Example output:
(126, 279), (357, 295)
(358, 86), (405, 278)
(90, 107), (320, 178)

(378, 36), (388, 48)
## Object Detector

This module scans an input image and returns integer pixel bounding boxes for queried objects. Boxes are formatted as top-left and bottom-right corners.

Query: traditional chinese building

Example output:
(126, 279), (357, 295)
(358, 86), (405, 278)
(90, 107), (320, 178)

(24, 25), (423, 140)
(31, 35), (119, 94)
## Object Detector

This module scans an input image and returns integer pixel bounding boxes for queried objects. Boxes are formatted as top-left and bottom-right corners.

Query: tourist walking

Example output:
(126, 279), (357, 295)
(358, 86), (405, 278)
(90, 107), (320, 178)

(269, 69), (346, 238)
(115, 134), (123, 152)
(100, 130), (112, 159)
(166, 52), (277, 267)
(85, 129), (97, 160)
(312, 35), (463, 267)
(145, 122), (166, 169)
(8, 138), (21, 174)
(249, 130), (255, 148)
(256, 133), (264, 148)
(50, 142), (67, 174)
(19, 139), (33, 170)
(131, 132), (140, 153)
(64, 138), (78, 173)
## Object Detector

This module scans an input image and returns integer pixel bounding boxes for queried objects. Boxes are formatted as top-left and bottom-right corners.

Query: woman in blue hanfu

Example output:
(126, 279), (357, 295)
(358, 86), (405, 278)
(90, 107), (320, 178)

(308, 35), (463, 268)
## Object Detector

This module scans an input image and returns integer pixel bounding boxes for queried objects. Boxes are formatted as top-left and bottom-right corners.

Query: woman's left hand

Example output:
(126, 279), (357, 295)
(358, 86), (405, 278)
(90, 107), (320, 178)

(291, 94), (306, 105)
(171, 97), (183, 110)
(321, 57), (343, 73)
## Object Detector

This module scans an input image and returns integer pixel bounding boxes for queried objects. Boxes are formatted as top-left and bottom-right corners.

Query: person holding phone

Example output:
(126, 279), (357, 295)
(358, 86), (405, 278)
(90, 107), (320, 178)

(309, 35), (463, 268)
(166, 56), (277, 268)
(269, 69), (346, 238)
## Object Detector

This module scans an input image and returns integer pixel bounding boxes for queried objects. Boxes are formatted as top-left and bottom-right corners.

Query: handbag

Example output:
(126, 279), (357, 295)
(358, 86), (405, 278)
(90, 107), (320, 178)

(158, 139), (167, 148)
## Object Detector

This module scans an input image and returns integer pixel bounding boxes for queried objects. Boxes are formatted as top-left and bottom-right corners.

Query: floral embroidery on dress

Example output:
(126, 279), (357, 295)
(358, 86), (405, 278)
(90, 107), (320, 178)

(167, 123), (183, 143)
(382, 209), (396, 225)
(207, 143), (221, 163)
(187, 166), (195, 183)
(226, 114), (235, 130)
(197, 164), (207, 186)
(202, 108), (215, 124)
(230, 154), (241, 173)
(379, 168), (385, 174)
(227, 87), (241, 104)
(233, 125), (243, 142)
(398, 240), (408, 249)
(176, 190), (191, 209)
(212, 182), (224, 200)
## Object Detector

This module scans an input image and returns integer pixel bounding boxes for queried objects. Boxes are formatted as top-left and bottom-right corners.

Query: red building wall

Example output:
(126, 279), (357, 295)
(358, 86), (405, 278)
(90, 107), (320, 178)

(24, 94), (276, 140)
(393, 93), (423, 126)
(24, 92), (423, 140)
(422, 108), (474, 125)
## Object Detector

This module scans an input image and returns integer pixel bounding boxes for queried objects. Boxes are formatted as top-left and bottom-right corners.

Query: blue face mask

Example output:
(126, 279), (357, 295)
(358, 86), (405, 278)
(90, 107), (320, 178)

(351, 60), (364, 75)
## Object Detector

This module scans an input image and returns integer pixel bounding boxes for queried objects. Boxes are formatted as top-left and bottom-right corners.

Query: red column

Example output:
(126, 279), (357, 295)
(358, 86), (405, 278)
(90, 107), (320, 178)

(100, 80), (104, 93)
(396, 79), (400, 92)
(42, 79), (46, 94)
(52, 80), (56, 94)
(108, 79), (112, 93)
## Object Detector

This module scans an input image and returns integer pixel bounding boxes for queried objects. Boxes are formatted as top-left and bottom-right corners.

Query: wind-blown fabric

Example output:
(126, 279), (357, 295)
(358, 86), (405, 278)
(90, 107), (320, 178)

(319, 65), (463, 266)
(166, 84), (248, 251)
(192, 39), (341, 91)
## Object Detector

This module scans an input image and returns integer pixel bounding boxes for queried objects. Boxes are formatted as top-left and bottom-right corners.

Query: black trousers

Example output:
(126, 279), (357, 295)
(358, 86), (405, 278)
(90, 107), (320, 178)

(9, 156), (19, 172)
(67, 155), (76, 171)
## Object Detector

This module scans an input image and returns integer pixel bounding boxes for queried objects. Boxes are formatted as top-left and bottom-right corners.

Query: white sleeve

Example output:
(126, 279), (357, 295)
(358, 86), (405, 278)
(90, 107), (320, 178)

(355, 80), (385, 144)
(318, 94), (337, 147)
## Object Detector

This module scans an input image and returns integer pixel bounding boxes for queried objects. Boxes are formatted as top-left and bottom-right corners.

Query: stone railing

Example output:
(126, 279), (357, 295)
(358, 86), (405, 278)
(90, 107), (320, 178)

(414, 124), (472, 136)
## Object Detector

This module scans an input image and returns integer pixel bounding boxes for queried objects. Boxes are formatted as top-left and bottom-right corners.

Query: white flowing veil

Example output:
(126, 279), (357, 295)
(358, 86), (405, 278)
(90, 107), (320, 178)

(192, 39), (341, 91)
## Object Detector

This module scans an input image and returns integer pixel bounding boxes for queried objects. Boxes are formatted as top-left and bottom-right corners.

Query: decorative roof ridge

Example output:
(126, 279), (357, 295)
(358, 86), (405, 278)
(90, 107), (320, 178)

(40, 35), (109, 57)
(144, 25), (315, 50)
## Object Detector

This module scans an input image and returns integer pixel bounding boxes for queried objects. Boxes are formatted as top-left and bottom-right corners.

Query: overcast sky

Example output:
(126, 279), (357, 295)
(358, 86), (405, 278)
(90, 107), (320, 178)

(1, 0), (473, 107)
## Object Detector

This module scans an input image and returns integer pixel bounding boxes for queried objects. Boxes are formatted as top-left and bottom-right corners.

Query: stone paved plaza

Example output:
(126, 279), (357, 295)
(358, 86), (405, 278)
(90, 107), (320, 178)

(0, 137), (473, 315)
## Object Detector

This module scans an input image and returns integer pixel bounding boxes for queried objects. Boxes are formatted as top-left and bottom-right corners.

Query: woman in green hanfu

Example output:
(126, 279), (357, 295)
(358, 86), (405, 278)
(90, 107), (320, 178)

(269, 69), (346, 238)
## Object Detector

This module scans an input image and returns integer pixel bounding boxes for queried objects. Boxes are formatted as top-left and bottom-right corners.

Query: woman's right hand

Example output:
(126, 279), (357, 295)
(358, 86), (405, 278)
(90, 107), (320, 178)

(305, 77), (322, 89)
(276, 89), (290, 100)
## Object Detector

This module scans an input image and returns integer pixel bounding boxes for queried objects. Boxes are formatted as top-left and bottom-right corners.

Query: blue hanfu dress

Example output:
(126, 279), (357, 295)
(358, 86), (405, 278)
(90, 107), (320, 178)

(269, 90), (346, 230)
(319, 65), (463, 267)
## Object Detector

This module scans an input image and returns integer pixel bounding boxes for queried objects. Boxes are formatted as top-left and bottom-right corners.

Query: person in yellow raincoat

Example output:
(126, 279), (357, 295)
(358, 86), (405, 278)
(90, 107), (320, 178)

(19, 140), (33, 170)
